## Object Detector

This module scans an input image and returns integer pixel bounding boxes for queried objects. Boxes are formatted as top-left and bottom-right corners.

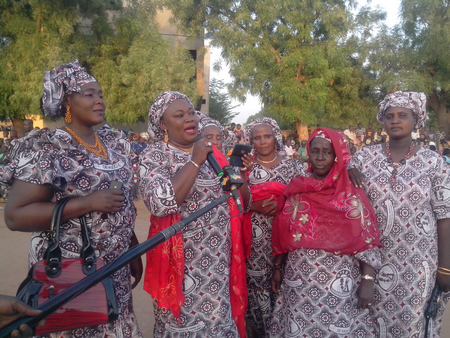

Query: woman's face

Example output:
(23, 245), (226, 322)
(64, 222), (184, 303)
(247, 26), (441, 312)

(309, 137), (335, 181)
(383, 107), (415, 140)
(201, 125), (223, 150)
(66, 82), (105, 127)
(160, 98), (198, 146)
(252, 124), (276, 156)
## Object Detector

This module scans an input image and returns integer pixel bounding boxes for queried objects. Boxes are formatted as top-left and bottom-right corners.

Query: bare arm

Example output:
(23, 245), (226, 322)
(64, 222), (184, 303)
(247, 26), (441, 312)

(170, 137), (212, 206)
(437, 218), (450, 292)
(5, 179), (125, 232)
(271, 253), (288, 294)
(356, 262), (375, 309)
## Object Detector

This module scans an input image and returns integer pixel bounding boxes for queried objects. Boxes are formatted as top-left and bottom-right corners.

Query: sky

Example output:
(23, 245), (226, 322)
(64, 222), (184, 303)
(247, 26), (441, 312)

(209, 0), (401, 124)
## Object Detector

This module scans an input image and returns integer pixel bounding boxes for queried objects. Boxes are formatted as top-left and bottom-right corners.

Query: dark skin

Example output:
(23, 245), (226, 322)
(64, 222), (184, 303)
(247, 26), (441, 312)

(0, 295), (45, 337)
(160, 99), (213, 206)
(348, 107), (450, 292)
(271, 137), (375, 309)
(240, 124), (281, 216)
(161, 100), (249, 210)
(5, 82), (143, 288)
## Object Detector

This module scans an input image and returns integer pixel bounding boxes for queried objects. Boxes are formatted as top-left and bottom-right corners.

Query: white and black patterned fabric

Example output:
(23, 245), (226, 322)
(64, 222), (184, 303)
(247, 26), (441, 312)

(349, 144), (450, 338)
(2, 126), (142, 337)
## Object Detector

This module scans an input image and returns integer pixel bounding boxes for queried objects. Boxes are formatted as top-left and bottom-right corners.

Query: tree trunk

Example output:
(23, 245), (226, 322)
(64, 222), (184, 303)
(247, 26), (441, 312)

(295, 121), (309, 141)
(428, 90), (450, 144)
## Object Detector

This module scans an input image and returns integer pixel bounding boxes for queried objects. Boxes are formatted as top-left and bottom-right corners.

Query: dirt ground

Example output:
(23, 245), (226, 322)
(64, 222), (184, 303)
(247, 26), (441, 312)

(1, 199), (449, 337)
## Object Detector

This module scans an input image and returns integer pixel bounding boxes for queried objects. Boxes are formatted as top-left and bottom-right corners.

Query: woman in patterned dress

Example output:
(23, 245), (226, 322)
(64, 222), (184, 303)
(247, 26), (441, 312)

(349, 91), (450, 337)
(2, 60), (142, 337)
(270, 127), (382, 338)
(139, 92), (247, 338)
(238, 118), (304, 338)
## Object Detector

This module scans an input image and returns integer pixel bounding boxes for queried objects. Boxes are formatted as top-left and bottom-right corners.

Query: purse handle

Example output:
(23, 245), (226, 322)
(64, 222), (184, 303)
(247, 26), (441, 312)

(45, 197), (97, 278)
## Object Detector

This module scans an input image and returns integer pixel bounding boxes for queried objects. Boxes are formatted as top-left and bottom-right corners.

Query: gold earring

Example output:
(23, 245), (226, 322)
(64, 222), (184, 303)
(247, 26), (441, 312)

(164, 129), (169, 143)
(334, 157), (338, 162)
(65, 106), (72, 124)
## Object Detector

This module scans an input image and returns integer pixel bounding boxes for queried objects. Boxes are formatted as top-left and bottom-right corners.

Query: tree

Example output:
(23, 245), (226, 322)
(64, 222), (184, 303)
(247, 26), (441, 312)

(161, 0), (386, 130)
(208, 78), (238, 126)
(397, 0), (450, 135)
(0, 0), (198, 124)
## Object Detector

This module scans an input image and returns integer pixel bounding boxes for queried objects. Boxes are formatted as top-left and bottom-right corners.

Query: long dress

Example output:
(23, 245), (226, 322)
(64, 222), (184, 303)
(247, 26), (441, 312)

(245, 159), (304, 337)
(139, 142), (240, 338)
(2, 126), (142, 337)
(270, 246), (381, 337)
(350, 144), (450, 337)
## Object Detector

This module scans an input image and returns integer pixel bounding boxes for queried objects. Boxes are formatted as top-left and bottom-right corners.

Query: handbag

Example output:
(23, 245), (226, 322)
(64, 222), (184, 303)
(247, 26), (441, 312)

(16, 197), (118, 335)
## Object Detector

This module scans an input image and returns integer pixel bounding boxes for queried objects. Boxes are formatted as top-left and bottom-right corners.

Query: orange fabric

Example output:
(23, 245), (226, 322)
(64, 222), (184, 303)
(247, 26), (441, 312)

(143, 145), (247, 337)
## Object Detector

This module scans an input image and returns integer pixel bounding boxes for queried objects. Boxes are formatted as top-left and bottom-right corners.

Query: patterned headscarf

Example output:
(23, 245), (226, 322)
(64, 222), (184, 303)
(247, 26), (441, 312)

(197, 112), (237, 154)
(243, 117), (284, 151)
(42, 60), (97, 118)
(147, 91), (194, 141)
(377, 91), (427, 129)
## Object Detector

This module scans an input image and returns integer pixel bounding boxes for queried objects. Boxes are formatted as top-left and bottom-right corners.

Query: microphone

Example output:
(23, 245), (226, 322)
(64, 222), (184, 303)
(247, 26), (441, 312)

(206, 152), (224, 178)
(195, 135), (224, 177)
(222, 165), (244, 213)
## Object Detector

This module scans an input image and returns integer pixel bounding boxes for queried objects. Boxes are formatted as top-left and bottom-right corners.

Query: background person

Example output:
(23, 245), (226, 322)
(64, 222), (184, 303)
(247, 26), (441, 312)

(139, 91), (247, 338)
(270, 128), (381, 337)
(349, 91), (450, 337)
(2, 60), (142, 337)
(240, 117), (304, 338)
(22, 119), (33, 137)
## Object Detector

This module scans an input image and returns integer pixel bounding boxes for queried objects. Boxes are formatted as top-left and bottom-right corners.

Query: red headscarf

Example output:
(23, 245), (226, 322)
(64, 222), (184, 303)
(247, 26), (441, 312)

(272, 128), (381, 256)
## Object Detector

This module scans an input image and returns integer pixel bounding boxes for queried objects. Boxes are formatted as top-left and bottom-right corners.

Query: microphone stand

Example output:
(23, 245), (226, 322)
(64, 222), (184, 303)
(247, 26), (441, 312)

(0, 194), (232, 338)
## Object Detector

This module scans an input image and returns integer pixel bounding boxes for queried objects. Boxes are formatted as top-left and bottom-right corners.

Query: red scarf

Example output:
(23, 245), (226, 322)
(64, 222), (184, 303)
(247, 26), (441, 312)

(242, 181), (287, 258)
(272, 128), (381, 256)
(144, 146), (247, 337)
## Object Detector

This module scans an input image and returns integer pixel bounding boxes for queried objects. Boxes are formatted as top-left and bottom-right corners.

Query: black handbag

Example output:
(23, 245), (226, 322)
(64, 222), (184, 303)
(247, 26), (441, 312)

(16, 197), (118, 335)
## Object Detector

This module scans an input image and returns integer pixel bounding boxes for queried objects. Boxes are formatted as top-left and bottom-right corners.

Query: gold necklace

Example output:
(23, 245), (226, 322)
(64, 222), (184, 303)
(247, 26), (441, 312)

(167, 142), (194, 153)
(65, 127), (108, 159)
(257, 155), (277, 164)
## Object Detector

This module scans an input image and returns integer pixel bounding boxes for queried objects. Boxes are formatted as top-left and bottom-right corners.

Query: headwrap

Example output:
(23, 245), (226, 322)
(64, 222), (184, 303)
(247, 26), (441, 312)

(147, 91), (195, 141)
(377, 91), (427, 129)
(42, 60), (97, 118)
(243, 117), (284, 151)
(272, 128), (381, 256)
(197, 112), (237, 154)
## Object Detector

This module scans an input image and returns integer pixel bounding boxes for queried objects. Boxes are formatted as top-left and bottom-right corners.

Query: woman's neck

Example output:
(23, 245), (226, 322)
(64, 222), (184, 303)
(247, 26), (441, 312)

(257, 152), (277, 161)
(386, 136), (415, 162)
(65, 125), (96, 144)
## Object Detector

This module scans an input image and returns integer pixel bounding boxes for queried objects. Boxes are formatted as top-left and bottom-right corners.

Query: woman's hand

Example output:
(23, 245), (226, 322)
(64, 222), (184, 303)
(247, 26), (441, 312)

(271, 269), (283, 294)
(356, 279), (374, 309)
(348, 168), (365, 189)
(240, 153), (254, 172)
(437, 273), (450, 293)
(191, 136), (214, 167)
(129, 232), (143, 289)
(84, 189), (125, 213)
(250, 196), (277, 216)
(130, 257), (143, 289)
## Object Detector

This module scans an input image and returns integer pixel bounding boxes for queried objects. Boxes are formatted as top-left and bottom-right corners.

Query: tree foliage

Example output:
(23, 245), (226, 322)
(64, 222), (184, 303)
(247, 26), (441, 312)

(161, 0), (386, 129)
(208, 78), (238, 126)
(0, 0), (198, 124)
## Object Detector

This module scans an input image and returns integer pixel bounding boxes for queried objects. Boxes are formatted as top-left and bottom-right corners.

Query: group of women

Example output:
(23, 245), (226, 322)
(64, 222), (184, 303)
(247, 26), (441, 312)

(2, 60), (449, 338)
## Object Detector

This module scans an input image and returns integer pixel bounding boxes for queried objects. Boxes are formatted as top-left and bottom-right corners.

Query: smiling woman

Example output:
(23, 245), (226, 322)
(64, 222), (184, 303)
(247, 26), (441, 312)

(1, 60), (143, 337)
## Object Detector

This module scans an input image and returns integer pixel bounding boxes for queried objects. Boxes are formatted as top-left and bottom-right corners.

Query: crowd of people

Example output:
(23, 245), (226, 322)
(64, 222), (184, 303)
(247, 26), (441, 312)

(0, 60), (449, 338)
